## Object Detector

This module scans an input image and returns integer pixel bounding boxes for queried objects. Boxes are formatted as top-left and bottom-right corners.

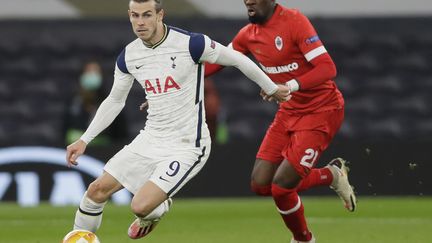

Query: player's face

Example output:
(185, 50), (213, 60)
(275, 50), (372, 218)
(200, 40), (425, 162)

(129, 1), (164, 43)
(244, 0), (275, 24)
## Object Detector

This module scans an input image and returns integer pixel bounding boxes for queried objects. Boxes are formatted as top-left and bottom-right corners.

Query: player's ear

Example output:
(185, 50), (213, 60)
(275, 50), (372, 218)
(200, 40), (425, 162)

(157, 9), (164, 22)
(128, 9), (132, 22)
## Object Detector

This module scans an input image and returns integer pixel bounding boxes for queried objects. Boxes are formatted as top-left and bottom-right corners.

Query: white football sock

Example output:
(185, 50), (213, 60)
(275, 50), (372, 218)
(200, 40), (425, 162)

(73, 191), (107, 232)
(142, 198), (172, 220)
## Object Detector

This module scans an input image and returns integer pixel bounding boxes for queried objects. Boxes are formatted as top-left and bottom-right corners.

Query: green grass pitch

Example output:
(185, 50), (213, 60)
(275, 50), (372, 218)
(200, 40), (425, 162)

(0, 197), (431, 243)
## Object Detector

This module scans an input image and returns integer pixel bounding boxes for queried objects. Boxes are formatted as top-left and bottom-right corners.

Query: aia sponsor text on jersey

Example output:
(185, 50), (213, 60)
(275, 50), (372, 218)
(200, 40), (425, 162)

(144, 76), (180, 94)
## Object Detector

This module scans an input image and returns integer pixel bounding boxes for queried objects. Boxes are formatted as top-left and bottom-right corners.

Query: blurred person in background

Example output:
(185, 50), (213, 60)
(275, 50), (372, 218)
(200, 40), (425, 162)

(203, 78), (220, 141)
(66, 0), (291, 240)
(205, 0), (357, 242)
(64, 60), (128, 146)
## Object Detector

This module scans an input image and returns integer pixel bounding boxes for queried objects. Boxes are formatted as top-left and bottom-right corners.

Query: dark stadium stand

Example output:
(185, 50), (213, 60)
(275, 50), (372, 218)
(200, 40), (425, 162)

(0, 18), (431, 196)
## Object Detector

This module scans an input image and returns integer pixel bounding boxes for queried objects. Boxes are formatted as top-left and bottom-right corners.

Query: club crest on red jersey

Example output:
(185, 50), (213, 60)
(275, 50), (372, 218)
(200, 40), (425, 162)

(275, 36), (283, 51)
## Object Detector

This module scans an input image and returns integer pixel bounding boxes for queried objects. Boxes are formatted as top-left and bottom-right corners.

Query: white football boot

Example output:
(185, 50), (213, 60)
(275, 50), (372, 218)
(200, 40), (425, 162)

(127, 198), (172, 239)
(327, 158), (357, 212)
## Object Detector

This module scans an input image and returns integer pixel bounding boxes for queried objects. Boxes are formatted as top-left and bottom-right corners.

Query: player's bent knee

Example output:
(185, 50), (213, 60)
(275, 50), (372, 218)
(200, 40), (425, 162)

(272, 167), (302, 189)
(272, 175), (300, 189)
(130, 200), (153, 217)
(250, 181), (272, 196)
(87, 181), (111, 203)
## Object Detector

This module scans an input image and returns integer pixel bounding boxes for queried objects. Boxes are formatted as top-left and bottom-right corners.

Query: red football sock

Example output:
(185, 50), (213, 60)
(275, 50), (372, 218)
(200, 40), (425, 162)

(296, 167), (333, 192)
(271, 184), (312, 242)
(251, 181), (272, 196)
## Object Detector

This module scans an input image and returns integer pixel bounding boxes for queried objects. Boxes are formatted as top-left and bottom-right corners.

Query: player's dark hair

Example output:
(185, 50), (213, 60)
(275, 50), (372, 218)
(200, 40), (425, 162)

(130, 0), (163, 13)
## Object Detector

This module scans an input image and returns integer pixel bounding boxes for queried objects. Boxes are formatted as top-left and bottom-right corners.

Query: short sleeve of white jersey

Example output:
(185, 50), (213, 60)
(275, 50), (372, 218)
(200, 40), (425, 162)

(199, 35), (222, 63)
(187, 33), (222, 64)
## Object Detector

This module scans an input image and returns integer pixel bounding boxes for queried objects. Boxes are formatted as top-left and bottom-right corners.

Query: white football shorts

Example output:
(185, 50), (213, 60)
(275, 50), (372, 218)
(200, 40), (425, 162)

(104, 134), (210, 197)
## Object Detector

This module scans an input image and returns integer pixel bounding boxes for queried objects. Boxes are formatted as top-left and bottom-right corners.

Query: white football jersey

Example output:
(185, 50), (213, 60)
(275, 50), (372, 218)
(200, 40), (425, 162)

(80, 24), (278, 147)
(116, 25), (220, 147)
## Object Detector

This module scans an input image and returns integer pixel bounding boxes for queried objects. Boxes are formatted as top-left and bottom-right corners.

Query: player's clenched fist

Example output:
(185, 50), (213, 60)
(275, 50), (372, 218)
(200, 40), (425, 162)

(262, 84), (292, 103)
(139, 100), (148, 111)
(66, 139), (87, 167)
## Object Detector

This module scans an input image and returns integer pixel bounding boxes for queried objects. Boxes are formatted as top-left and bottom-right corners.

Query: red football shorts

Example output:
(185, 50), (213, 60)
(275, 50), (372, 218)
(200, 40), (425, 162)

(256, 108), (344, 178)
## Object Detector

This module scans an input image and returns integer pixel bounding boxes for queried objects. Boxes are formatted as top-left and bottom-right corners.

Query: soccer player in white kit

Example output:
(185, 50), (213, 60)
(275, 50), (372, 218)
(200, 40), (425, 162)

(66, 0), (291, 239)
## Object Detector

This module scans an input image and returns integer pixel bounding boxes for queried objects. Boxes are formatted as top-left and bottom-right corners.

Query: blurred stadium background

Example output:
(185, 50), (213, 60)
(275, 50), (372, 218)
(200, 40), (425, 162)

(0, 0), (431, 242)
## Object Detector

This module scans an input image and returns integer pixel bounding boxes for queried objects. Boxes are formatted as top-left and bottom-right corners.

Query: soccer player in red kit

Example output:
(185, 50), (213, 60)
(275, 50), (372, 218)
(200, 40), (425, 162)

(205, 0), (356, 242)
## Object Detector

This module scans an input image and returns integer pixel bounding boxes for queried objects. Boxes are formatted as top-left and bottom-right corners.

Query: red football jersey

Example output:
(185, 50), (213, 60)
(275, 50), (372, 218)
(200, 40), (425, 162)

(231, 5), (344, 114)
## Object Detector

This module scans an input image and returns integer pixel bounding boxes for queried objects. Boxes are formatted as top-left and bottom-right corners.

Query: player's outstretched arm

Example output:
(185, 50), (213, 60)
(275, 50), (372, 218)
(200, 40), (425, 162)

(204, 43), (236, 77)
(209, 43), (290, 103)
(193, 35), (289, 102)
